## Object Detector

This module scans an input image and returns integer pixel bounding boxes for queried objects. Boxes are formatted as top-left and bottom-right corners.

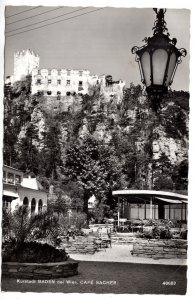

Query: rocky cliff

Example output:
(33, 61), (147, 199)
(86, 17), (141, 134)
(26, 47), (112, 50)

(4, 78), (189, 192)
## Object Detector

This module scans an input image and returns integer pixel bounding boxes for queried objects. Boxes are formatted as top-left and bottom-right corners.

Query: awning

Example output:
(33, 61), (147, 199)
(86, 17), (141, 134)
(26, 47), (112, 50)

(112, 190), (188, 201)
(181, 200), (188, 204)
(155, 197), (182, 204)
(3, 190), (18, 199)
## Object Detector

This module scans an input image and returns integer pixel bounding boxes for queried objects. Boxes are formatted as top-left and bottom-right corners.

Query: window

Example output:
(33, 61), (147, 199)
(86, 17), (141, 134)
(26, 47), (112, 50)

(38, 199), (43, 213)
(57, 79), (61, 85)
(66, 91), (70, 96)
(37, 79), (41, 84)
(3, 171), (6, 182)
(66, 80), (70, 85)
(31, 198), (36, 214)
(3, 200), (8, 208)
(57, 91), (61, 100)
(7, 173), (14, 184)
(79, 81), (83, 86)
(23, 197), (29, 210)
(47, 91), (52, 95)
(15, 175), (21, 184)
(3, 200), (10, 211)
(48, 79), (52, 84)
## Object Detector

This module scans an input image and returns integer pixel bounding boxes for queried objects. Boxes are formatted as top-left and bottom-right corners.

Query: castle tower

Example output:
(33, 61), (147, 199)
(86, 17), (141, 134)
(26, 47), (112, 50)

(13, 49), (40, 82)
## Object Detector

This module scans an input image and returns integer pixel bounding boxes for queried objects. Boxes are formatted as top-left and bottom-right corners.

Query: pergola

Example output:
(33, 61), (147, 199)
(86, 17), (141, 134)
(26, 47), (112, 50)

(112, 190), (188, 226)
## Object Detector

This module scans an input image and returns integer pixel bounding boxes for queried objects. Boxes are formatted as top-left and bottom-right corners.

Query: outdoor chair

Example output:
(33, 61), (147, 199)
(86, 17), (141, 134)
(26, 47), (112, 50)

(95, 237), (103, 250)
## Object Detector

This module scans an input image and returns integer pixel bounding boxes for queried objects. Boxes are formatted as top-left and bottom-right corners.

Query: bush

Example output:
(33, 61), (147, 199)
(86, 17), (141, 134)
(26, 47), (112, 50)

(2, 241), (68, 263)
(58, 212), (87, 235)
(2, 206), (66, 263)
(136, 222), (173, 240)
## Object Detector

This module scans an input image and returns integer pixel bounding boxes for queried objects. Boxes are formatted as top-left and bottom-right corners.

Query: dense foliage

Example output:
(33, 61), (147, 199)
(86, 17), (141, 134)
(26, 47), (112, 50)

(3, 78), (189, 220)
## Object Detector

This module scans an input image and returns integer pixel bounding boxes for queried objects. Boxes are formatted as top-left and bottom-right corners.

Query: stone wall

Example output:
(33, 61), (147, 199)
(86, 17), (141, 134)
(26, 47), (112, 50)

(2, 259), (78, 279)
(110, 235), (187, 259)
(111, 235), (135, 245)
(62, 236), (98, 254)
(132, 239), (187, 259)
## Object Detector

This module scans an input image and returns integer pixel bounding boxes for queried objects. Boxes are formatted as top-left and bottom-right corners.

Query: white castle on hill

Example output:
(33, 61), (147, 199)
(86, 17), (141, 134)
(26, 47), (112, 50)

(6, 49), (125, 99)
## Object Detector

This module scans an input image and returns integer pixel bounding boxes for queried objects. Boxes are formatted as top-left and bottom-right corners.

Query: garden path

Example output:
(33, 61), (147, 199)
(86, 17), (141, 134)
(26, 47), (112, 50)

(69, 244), (187, 265)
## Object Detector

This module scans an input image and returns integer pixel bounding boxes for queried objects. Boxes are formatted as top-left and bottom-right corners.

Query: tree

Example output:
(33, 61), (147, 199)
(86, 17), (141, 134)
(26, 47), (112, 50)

(17, 123), (40, 174)
(172, 159), (188, 190)
(41, 120), (62, 179)
(153, 174), (174, 191)
(64, 135), (124, 222)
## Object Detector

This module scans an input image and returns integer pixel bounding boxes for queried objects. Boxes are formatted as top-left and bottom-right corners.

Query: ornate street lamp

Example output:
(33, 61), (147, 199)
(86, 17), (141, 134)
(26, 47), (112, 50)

(132, 8), (187, 110)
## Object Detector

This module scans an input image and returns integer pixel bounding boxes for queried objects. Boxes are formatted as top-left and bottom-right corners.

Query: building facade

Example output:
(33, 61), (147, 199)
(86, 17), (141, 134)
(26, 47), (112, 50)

(3, 165), (48, 214)
(6, 49), (125, 100)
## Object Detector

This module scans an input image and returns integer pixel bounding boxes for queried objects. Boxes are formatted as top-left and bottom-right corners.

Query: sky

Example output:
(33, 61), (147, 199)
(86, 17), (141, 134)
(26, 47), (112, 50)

(4, 5), (190, 91)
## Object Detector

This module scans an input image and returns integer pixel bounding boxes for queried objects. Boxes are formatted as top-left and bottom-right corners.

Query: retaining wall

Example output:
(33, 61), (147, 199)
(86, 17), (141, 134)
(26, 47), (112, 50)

(2, 259), (78, 279)
(132, 239), (187, 259)
(62, 236), (98, 254)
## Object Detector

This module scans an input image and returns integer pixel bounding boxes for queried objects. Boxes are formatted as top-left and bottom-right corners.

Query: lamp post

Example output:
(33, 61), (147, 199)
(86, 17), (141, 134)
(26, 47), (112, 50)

(132, 8), (187, 111)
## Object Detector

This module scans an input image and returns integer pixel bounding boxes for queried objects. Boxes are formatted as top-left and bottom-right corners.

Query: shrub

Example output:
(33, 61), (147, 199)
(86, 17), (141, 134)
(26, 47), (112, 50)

(136, 221), (173, 240)
(2, 206), (64, 261)
(58, 212), (87, 236)
(2, 241), (68, 263)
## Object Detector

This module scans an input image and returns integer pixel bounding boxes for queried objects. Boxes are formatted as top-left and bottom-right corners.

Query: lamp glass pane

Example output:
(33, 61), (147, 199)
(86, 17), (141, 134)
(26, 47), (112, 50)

(165, 52), (177, 86)
(140, 51), (151, 87)
(152, 49), (168, 85)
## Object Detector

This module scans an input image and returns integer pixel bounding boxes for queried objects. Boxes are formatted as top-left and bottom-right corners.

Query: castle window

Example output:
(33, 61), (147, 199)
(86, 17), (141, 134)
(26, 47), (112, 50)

(79, 81), (83, 86)
(66, 80), (70, 85)
(97, 80), (99, 84)
(47, 91), (52, 95)
(57, 91), (61, 100)
(37, 79), (41, 84)
(66, 91), (70, 96)
(48, 79), (52, 84)
(79, 71), (83, 76)
(57, 79), (61, 85)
